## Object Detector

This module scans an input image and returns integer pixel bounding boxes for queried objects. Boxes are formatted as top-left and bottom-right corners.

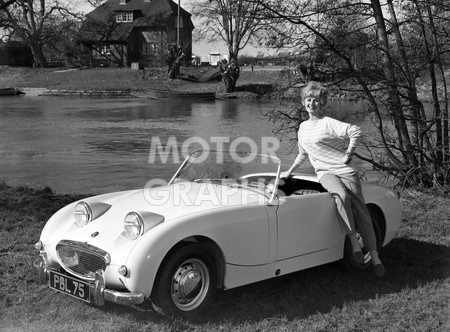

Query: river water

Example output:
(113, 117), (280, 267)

(0, 95), (366, 195)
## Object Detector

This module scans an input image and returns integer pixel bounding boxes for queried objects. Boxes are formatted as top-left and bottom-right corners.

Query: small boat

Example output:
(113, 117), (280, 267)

(0, 87), (24, 96)
(133, 89), (216, 100)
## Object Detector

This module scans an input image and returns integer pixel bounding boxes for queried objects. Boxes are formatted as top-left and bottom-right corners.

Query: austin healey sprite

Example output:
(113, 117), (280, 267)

(34, 150), (401, 318)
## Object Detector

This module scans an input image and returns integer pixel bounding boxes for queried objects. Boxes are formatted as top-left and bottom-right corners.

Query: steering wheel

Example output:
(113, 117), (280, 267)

(239, 175), (269, 186)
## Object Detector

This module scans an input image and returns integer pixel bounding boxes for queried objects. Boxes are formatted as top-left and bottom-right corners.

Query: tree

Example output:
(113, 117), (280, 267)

(188, 0), (266, 60)
(187, 0), (267, 91)
(0, 0), (16, 10)
(0, 0), (84, 67)
(259, 0), (450, 188)
(218, 58), (239, 92)
(44, 14), (82, 66)
(166, 44), (184, 79)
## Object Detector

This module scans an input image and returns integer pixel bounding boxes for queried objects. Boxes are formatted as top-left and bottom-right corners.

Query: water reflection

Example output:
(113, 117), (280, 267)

(68, 98), (200, 121)
(220, 99), (239, 119)
(0, 104), (44, 118)
(0, 96), (294, 194)
(2, 94), (383, 194)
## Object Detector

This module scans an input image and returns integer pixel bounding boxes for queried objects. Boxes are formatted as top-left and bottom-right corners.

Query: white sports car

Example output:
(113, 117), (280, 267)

(34, 150), (401, 318)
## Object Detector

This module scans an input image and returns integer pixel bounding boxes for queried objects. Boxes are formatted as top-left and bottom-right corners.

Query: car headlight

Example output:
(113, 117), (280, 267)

(74, 202), (92, 227)
(124, 212), (144, 240)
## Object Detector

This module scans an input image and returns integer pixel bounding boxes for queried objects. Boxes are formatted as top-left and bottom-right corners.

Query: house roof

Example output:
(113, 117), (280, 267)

(79, 0), (193, 43)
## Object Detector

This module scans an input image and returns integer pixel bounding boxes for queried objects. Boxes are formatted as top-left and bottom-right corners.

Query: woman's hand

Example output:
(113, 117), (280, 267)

(280, 171), (292, 178)
(342, 153), (353, 164)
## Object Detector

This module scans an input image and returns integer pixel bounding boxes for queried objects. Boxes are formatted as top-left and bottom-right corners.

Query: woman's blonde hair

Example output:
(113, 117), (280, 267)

(301, 81), (328, 106)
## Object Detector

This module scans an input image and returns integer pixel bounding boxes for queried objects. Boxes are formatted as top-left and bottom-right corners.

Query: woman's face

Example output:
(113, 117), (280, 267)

(303, 96), (322, 115)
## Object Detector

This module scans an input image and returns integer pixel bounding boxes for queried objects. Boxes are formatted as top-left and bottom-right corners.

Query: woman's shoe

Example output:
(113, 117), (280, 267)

(353, 251), (365, 264)
(373, 263), (386, 277)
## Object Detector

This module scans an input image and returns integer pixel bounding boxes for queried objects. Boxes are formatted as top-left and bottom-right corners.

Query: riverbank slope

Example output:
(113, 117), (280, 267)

(1, 65), (445, 100)
(0, 65), (283, 98)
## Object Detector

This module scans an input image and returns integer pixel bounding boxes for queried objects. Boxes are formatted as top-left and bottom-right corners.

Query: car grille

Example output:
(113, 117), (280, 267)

(56, 240), (111, 281)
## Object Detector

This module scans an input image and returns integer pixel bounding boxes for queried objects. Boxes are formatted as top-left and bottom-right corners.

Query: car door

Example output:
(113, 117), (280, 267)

(276, 192), (340, 261)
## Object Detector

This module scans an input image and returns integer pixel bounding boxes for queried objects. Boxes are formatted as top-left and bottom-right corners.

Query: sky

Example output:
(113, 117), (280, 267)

(191, 39), (272, 57)
(182, 0), (275, 57)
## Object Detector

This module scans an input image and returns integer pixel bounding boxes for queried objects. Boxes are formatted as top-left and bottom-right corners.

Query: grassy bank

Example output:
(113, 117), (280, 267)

(0, 65), (280, 98)
(0, 182), (449, 331)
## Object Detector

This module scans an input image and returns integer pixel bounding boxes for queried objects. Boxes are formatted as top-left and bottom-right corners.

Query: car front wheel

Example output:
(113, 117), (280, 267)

(151, 244), (217, 318)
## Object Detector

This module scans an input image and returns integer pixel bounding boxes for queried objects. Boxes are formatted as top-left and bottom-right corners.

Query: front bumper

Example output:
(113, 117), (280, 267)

(33, 255), (145, 306)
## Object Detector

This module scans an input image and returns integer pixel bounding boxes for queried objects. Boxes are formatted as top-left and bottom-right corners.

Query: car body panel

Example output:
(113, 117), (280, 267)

(276, 192), (341, 260)
(360, 184), (401, 245)
(224, 246), (342, 290)
(121, 202), (272, 295)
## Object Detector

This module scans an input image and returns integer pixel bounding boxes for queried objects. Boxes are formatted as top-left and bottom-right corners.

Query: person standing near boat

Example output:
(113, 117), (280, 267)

(281, 81), (386, 277)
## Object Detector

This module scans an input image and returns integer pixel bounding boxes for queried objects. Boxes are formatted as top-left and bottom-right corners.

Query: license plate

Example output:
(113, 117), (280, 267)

(49, 270), (91, 303)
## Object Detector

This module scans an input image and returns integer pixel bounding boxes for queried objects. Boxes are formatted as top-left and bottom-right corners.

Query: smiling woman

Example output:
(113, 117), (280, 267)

(281, 81), (388, 277)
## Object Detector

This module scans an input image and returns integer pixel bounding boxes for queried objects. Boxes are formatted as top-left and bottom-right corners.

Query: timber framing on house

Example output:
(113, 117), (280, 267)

(77, 0), (194, 68)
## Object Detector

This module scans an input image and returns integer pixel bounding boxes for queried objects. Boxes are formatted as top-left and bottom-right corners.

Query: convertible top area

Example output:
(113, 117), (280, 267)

(242, 173), (327, 196)
(278, 177), (327, 196)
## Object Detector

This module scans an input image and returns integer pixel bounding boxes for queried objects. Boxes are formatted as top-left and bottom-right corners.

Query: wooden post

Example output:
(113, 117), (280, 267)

(177, 0), (180, 47)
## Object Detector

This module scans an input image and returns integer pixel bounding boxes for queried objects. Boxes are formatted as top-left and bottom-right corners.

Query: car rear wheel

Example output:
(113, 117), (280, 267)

(343, 207), (383, 270)
(151, 244), (217, 318)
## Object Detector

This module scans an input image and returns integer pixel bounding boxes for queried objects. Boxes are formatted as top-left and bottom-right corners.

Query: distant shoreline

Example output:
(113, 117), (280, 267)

(0, 65), (281, 99)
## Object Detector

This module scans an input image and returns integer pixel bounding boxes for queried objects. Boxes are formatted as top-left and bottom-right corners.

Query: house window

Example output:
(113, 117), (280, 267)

(101, 45), (111, 56)
(143, 43), (157, 54)
(116, 12), (133, 22)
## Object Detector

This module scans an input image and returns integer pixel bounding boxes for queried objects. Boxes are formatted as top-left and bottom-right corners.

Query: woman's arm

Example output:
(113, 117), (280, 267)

(326, 118), (361, 164)
(281, 146), (307, 178)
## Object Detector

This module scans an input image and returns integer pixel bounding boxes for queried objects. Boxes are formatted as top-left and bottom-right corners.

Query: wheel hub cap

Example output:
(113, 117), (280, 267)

(174, 265), (201, 300)
(171, 258), (210, 311)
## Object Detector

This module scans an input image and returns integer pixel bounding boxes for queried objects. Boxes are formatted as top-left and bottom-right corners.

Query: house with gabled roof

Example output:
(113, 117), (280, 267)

(78, 0), (194, 68)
